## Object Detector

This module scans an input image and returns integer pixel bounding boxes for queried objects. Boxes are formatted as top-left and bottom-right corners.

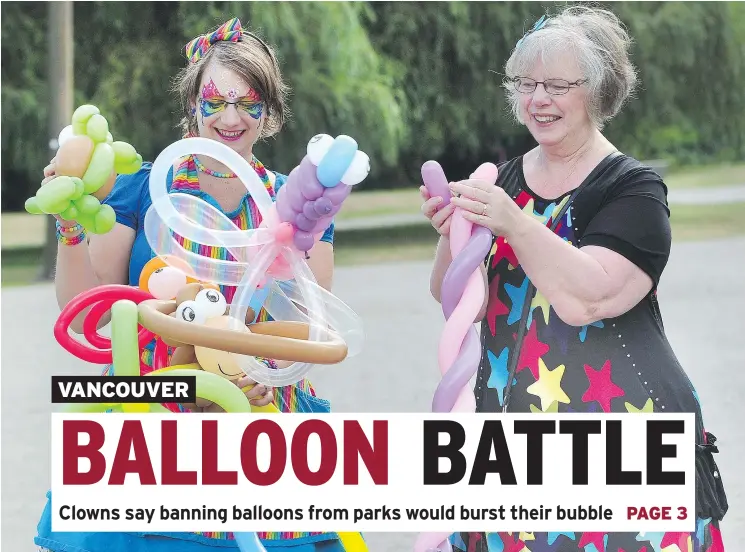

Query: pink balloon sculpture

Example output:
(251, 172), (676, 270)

(414, 161), (498, 552)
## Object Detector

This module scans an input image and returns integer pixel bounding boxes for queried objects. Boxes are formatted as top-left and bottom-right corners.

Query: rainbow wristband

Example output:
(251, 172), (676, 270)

(56, 221), (86, 246)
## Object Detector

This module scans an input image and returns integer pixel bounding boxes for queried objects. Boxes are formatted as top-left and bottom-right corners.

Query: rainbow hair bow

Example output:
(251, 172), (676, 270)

(185, 18), (243, 63)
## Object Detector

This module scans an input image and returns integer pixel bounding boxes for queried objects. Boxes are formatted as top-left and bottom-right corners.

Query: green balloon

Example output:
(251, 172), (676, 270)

(25, 197), (43, 215)
(36, 177), (75, 212)
(61, 402), (120, 414)
(87, 114), (109, 143)
(155, 369), (253, 413)
(74, 194), (101, 215)
(70, 177), (86, 200)
(93, 204), (116, 234)
(82, 143), (115, 194)
(61, 204), (79, 221)
(72, 104), (100, 126)
(111, 300), (140, 377)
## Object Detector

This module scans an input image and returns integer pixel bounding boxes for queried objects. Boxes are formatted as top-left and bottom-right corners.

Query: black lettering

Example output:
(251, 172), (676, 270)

(606, 421), (642, 484)
(423, 421), (466, 484)
(647, 420), (685, 484)
(469, 421), (516, 485)
(560, 420), (602, 484)
(514, 420), (555, 484)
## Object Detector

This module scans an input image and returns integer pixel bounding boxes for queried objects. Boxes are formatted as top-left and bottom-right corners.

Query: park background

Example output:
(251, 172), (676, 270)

(1, 1), (744, 551)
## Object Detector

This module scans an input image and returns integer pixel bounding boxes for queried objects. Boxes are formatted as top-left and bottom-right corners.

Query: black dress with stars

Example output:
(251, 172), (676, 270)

(450, 154), (728, 552)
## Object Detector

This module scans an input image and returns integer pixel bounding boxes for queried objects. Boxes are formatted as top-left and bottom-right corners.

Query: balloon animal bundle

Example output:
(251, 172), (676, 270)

(25, 105), (143, 234)
(414, 161), (498, 552)
(53, 134), (371, 552)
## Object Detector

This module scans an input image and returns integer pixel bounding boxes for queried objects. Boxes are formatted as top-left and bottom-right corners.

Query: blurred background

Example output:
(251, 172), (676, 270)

(1, 1), (744, 551)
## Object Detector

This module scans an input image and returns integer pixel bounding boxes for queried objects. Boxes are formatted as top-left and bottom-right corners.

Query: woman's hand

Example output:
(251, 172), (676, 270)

(183, 377), (274, 412)
(449, 179), (525, 238)
(420, 185), (455, 236)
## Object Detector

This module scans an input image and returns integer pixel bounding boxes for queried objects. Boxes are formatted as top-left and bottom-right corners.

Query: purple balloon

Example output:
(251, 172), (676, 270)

(285, 165), (311, 211)
(313, 214), (333, 234)
(294, 213), (316, 232)
(299, 162), (325, 200)
(313, 197), (333, 216)
(322, 182), (352, 205)
(421, 160), (451, 208)
(302, 201), (322, 221)
(294, 230), (315, 252)
(440, 227), (493, 318)
(433, 226), (493, 413)
(327, 203), (342, 217)
(275, 185), (297, 223)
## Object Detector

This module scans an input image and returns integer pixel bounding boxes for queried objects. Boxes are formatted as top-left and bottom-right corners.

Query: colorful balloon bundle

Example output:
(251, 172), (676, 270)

(25, 105), (143, 234)
(415, 161), (498, 552)
(143, 135), (366, 387)
(52, 133), (370, 552)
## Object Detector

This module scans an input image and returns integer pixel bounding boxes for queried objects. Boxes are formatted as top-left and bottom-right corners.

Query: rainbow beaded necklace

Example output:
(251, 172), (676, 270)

(170, 154), (274, 307)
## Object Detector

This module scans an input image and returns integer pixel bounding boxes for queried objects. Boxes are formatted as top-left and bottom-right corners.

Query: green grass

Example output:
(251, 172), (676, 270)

(665, 162), (745, 189)
(670, 202), (745, 241)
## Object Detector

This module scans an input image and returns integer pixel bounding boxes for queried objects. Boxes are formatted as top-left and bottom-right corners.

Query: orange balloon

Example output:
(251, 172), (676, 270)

(56, 135), (95, 178)
(139, 256), (199, 293)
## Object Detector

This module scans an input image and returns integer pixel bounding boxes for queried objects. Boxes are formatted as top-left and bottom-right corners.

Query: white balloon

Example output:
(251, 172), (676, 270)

(195, 288), (228, 319)
(175, 300), (207, 326)
(58, 125), (75, 147)
(340, 150), (371, 186)
(306, 134), (334, 166)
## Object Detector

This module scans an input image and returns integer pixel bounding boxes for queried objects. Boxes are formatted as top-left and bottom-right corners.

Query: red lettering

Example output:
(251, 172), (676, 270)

(161, 420), (197, 484)
(627, 506), (672, 520)
(63, 421), (106, 484)
(202, 420), (237, 485)
(291, 420), (337, 485)
(343, 420), (388, 484)
(240, 420), (285, 485)
(108, 421), (156, 485)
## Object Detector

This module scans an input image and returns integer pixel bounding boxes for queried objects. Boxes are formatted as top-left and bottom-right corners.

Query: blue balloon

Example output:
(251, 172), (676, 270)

(234, 532), (267, 552)
(316, 135), (357, 188)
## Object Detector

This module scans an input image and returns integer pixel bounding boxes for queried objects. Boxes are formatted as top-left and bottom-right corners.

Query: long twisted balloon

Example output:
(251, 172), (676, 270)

(415, 161), (498, 552)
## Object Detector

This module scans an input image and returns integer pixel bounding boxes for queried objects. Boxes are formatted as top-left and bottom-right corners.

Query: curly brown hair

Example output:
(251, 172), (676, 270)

(172, 25), (290, 139)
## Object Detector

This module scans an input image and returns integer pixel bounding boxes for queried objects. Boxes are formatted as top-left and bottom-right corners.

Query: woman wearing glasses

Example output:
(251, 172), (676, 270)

(35, 18), (345, 552)
(421, 6), (727, 551)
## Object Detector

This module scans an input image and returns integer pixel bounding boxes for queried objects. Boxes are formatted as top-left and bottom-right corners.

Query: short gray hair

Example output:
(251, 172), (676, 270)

(503, 6), (638, 129)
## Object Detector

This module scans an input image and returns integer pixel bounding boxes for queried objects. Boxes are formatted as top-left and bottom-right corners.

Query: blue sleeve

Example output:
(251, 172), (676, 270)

(101, 162), (153, 230)
(273, 171), (335, 245)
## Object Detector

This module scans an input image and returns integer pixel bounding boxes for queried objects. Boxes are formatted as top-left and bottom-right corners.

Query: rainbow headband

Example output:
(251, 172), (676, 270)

(184, 17), (273, 64)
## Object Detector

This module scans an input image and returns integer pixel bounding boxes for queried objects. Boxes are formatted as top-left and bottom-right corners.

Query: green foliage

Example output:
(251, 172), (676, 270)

(2, 1), (744, 210)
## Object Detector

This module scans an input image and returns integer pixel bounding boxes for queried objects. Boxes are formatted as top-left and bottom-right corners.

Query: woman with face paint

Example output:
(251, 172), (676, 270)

(36, 18), (346, 552)
(421, 6), (727, 552)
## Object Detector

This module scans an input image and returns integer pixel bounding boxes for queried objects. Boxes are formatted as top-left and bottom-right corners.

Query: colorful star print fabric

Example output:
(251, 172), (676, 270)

(454, 154), (728, 551)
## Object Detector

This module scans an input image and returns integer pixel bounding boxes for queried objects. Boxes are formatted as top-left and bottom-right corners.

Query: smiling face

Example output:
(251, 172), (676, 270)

(193, 316), (250, 381)
(517, 53), (592, 148)
(193, 62), (265, 156)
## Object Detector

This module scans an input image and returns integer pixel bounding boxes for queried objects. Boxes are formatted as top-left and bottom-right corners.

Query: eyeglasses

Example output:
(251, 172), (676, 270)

(511, 77), (587, 96)
(199, 97), (264, 120)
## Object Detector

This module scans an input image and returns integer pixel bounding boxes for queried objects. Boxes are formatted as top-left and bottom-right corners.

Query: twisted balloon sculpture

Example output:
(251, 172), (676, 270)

(415, 161), (497, 552)
(143, 134), (367, 387)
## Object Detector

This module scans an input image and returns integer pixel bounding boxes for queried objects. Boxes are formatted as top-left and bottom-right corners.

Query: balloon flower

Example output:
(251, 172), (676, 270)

(25, 104), (143, 234)
(414, 161), (498, 552)
(143, 135), (367, 387)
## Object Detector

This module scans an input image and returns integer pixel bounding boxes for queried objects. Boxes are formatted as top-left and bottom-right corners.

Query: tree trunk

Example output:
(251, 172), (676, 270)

(38, 1), (74, 281)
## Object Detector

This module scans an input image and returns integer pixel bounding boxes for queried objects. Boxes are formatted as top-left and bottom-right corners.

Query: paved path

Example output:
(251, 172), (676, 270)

(667, 184), (745, 205)
(2, 237), (744, 551)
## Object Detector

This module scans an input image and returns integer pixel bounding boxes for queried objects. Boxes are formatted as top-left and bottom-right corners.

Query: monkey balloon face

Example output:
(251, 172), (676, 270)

(171, 286), (248, 381)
